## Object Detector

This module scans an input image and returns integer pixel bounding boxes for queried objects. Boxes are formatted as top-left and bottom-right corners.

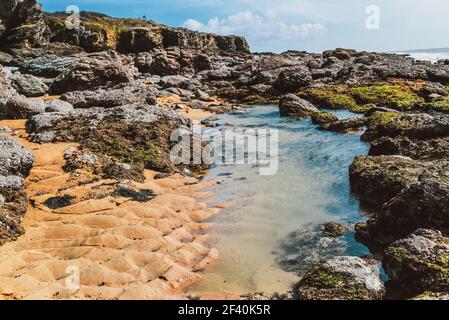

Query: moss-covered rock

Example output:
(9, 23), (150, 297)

(311, 112), (338, 125)
(369, 136), (449, 160)
(349, 155), (422, 209)
(296, 256), (385, 300)
(319, 117), (367, 133)
(384, 229), (449, 298)
(351, 85), (425, 111)
(298, 86), (357, 110)
(351, 156), (449, 249)
(362, 112), (449, 142)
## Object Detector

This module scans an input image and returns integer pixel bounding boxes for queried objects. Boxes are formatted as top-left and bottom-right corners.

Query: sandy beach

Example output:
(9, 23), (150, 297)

(0, 118), (222, 300)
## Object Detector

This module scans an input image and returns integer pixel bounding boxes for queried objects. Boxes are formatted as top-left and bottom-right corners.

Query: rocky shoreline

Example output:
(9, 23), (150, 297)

(1, 1), (449, 300)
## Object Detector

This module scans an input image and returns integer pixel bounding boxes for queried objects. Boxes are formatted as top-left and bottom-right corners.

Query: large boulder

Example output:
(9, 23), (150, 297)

(60, 83), (158, 109)
(362, 112), (449, 142)
(349, 155), (430, 209)
(0, 0), (46, 49)
(0, 65), (16, 111)
(0, 135), (34, 177)
(0, 135), (33, 246)
(369, 135), (449, 160)
(384, 229), (449, 298)
(49, 51), (137, 94)
(275, 65), (313, 92)
(18, 53), (78, 77)
(296, 256), (385, 300)
(9, 71), (48, 97)
(3, 95), (46, 118)
(351, 156), (449, 248)
(279, 94), (319, 118)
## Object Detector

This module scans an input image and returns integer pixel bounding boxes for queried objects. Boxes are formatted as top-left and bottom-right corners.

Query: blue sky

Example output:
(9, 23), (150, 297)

(39, 0), (449, 53)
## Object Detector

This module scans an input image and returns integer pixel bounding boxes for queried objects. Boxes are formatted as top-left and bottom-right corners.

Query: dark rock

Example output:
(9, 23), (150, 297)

(60, 83), (158, 108)
(319, 117), (367, 132)
(114, 183), (155, 202)
(43, 195), (75, 209)
(0, 65), (16, 111)
(0, 0), (46, 49)
(311, 112), (338, 125)
(49, 51), (137, 94)
(349, 155), (429, 209)
(18, 53), (77, 77)
(362, 112), (449, 142)
(279, 93), (319, 118)
(296, 256), (385, 300)
(45, 99), (74, 113)
(4, 95), (46, 118)
(351, 156), (449, 248)
(9, 71), (48, 97)
(134, 52), (153, 73)
(322, 222), (351, 238)
(0, 134), (33, 246)
(0, 135), (34, 177)
(369, 135), (449, 160)
(274, 65), (313, 92)
(383, 229), (449, 298)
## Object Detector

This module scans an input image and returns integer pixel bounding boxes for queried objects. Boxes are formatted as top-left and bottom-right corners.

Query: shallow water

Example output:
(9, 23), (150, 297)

(188, 106), (371, 296)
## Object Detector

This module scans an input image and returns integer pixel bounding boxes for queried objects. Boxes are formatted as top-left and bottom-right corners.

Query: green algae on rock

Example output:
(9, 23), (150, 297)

(384, 229), (449, 298)
(296, 256), (385, 300)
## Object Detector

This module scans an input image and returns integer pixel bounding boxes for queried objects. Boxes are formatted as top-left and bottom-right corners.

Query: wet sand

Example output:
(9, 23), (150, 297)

(0, 119), (221, 300)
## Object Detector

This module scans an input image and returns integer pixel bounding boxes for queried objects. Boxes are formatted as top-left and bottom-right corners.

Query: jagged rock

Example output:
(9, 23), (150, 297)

(421, 82), (448, 97)
(319, 117), (367, 132)
(45, 99), (74, 113)
(26, 112), (67, 133)
(362, 112), (449, 142)
(279, 94), (319, 118)
(311, 112), (338, 125)
(274, 65), (313, 92)
(49, 51), (137, 94)
(383, 229), (449, 297)
(60, 83), (158, 108)
(296, 256), (385, 300)
(0, 186), (28, 245)
(351, 156), (449, 248)
(9, 71), (48, 96)
(117, 25), (249, 54)
(0, 134), (33, 245)
(3, 95), (46, 118)
(0, 0), (46, 49)
(369, 135), (449, 160)
(349, 155), (438, 209)
(160, 75), (191, 89)
(18, 53), (77, 77)
(322, 222), (351, 238)
(0, 135), (34, 177)
(134, 52), (153, 73)
(0, 65), (16, 110)
(0, 51), (13, 65)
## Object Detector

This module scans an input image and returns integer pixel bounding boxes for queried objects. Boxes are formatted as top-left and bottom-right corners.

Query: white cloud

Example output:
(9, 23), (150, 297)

(183, 11), (326, 42)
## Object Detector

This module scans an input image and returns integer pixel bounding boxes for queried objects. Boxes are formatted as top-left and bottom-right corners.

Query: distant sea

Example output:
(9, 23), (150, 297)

(394, 47), (449, 63)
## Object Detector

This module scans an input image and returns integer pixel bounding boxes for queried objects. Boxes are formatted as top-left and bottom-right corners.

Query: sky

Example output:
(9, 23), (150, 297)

(38, 0), (449, 53)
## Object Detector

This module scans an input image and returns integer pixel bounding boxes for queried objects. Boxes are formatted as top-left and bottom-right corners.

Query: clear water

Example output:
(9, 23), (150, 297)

(188, 106), (371, 296)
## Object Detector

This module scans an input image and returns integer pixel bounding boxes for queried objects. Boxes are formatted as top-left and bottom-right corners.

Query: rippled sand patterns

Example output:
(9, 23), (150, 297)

(0, 120), (220, 300)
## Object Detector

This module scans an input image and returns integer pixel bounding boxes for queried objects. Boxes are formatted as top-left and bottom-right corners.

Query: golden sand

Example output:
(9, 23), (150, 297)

(0, 119), (222, 300)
